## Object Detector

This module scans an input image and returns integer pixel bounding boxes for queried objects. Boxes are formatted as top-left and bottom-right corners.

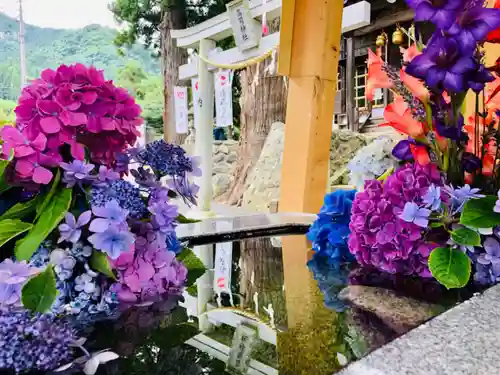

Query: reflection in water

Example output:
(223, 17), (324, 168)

(47, 234), (478, 375)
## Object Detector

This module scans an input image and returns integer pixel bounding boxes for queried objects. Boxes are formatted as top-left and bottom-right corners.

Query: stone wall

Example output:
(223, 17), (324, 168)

(212, 140), (238, 197)
(241, 125), (377, 212)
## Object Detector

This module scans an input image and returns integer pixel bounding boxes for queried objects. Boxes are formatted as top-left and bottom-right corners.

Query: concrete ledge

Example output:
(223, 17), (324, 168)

(339, 284), (500, 375)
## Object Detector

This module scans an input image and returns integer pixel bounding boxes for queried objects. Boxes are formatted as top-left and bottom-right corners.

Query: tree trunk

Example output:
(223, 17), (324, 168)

(161, 2), (188, 144)
(221, 19), (288, 205)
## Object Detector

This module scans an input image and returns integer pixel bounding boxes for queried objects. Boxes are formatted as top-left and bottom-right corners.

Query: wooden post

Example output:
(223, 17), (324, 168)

(345, 36), (356, 132)
(278, 0), (345, 214)
(195, 39), (216, 212)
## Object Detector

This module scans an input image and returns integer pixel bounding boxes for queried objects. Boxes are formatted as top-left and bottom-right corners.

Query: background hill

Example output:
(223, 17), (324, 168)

(0, 12), (160, 101)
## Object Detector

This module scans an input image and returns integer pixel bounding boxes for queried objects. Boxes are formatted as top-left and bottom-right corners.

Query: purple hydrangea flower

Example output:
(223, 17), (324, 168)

(88, 228), (135, 260)
(348, 163), (444, 277)
(58, 211), (92, 243)
(406, 34), (476, 93)
(422, 184), (442, 211)
(494, 190), (500, 213)
(93, 166), (120, 187)
(90, 200), (129, 233)
(445, 184), (485, 213)
(0, 259), (39, 308)
(60, 160), (95, 187)
(477, 237), (500, 267)
(400, 202), (431, 227)
(0, 311), (77, 373)
(149, 201), (178, 235)
(405, 0), (465, 30)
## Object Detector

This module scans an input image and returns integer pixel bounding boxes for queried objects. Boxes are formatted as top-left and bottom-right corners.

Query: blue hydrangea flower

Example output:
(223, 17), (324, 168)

(445, 184), (485, 213)
(307, 189), (356, 266)
(137, 140), (194, 177)
(422, 184), (442, 211)
(90, 179), (147, 219)
(399, 202), (431, 228)
(88, 228), (135, 260)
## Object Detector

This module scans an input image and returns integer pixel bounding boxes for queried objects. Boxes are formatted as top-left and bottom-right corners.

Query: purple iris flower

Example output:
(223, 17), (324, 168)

(88, 227), (135, 260)
(447, 2), (500, 54)
(405, 0), (465, 30)
(392, 138), (416, 161)
(467, 63), (495, 93)
(399, 202), (431, 227)
(435, 112), (465, 140)
(406, 34), (476, 93)
(462, 152), (481, 173)
(58, 210), (92, 243)
(422, 184), (442, 211)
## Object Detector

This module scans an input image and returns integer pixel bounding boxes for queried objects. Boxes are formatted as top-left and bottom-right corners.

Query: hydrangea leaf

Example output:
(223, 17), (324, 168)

(0, 219), (33, 247)
(176, 214), (201, 224)
(428, 247), (471, 289)
(460, 196), (500, 228)
(35, 169), (61, 220)
(177, 248), (205, 287)
(21, 265), (57, 313)
(451, 227), (481, 246)
(0, 160), (11, 195)
(15, 188), (72, 261)
(0, 196), (41, 221)
(90, 250), (116, 279)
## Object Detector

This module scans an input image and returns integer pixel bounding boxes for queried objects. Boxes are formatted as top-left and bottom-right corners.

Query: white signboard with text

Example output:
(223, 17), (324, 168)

(173, 86), (188, 134)
(191, 78), (200, 130)
(226, 0), (261, 52)
(214, 70), (233, 128)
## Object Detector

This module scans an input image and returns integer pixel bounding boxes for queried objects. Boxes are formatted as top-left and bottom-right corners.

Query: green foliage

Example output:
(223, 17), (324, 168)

(21, 265), (58, 313)
(428, 247), (471, 289)
(90, 250), (116, 279)
(0, 13), (159, 101)
(176, 248), (205, 287)
(0, 197), (40, 221)
(15, 188), (72, 261)
(0, 219), (33, 248)
(460, 196), (500, 228)
(35, 170), (61, 220)
(176, 213), (201, 224)
(450, 227), (481, 246)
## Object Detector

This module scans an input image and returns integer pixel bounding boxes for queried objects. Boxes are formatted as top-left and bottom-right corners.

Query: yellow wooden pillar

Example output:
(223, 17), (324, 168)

(278, 0), (344, 214)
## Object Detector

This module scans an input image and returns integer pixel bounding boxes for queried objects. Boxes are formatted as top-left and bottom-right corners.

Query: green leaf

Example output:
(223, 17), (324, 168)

(15, 188), (72, 261)
(21, 265), (57, 313)
(0, 219), (33, 247)
(177, 248), (206, 287)
(176, 214), (201, 224)
(186, 284), (198, 297)
(90, 251), (116, 279)
(428, 247), (471, 289)
(460, 196), (500, 228)
(0, 160), (11, 195)
(0, 159), (9, 176)
(35, 170), (61, 220)
(0, 197), (40, 221)
(451, 227), (481, 246)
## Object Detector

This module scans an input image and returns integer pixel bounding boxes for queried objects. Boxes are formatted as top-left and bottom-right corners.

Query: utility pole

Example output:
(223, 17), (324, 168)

(18, 0), (27, 90)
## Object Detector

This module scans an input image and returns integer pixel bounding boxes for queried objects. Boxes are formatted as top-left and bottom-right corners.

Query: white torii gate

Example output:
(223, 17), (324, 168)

(171, 0), (371, 214)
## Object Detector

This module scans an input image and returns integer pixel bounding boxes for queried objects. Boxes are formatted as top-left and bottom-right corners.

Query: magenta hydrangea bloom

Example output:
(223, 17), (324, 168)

(110, 235), (187, 305)
(348, 163), (445, 277)
(7, 63), (143, 185)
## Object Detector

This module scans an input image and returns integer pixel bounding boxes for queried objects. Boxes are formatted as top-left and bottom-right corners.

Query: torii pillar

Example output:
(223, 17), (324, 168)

(278, 0), (344, 214)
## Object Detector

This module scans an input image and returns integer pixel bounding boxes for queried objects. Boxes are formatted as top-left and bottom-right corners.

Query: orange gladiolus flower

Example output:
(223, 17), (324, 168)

(400, 69), (429, 103)
(400, 44), (421, 63)
(410, 144), (431, 166)
(366, 48), (393, 101)
(380, 96), (426, 138)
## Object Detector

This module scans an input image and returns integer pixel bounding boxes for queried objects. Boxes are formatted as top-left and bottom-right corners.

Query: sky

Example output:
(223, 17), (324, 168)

(0, 0), (118, 29)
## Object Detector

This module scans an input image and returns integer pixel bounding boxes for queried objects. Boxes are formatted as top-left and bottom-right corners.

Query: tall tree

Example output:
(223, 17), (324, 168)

(111, 0), (187, 143)
(222, 19), (288, 205)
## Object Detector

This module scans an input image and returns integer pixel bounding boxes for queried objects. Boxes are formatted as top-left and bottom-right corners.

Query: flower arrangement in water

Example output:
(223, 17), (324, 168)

(309, 0), (500, 291)
(0, 63), (205, 373)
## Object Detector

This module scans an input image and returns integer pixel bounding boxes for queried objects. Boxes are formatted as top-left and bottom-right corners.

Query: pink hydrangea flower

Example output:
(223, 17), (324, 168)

(111, 235), (187, 305)
(5, 63), (144, 185)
